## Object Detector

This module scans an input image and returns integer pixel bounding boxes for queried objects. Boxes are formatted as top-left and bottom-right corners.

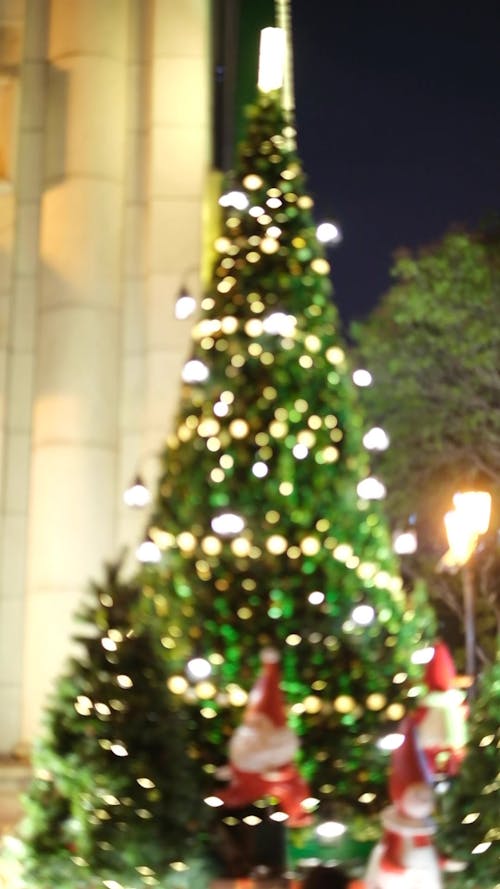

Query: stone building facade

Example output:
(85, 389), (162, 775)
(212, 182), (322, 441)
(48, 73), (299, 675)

(0, 0), (211, 754)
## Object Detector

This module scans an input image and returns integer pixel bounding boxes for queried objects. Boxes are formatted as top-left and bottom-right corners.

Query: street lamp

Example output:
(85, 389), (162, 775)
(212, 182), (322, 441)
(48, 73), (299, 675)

(442, 490), (492, 686)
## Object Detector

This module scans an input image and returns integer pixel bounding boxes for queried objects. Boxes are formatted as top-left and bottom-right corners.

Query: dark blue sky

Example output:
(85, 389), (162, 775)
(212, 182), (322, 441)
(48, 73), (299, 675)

(291, 1), (500, 327)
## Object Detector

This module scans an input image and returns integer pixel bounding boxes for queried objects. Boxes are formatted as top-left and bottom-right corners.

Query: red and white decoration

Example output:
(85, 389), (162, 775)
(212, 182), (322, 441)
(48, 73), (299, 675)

(217, 648), (311, 826)
(414, 641), (468, 778)
(364, 716), (442, 889)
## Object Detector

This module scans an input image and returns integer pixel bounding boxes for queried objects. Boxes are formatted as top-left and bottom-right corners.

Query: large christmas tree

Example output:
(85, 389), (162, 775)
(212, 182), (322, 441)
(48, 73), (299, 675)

(138, 78), (433, 834)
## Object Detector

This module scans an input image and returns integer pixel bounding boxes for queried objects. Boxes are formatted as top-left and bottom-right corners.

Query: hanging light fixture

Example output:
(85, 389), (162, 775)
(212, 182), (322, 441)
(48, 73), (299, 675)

(123, 474), (151, 508)
(174, 285), (197, 320)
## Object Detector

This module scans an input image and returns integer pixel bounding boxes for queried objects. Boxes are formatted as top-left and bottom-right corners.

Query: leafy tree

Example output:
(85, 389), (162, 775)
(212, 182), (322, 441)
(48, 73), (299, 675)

(20, 562), (212, 889)
(351, 229), (500, 664)
(138, 90), (434, 840)
(438, 659), (500, 889)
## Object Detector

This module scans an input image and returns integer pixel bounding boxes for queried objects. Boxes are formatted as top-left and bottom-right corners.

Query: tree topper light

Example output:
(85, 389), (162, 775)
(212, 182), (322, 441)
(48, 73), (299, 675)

(258, 27), (286, 93)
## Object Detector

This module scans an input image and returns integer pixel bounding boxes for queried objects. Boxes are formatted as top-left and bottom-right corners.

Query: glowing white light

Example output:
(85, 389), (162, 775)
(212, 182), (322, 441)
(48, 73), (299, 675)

(411, 646), (435, 665)
(187, 657), (212, 681)
(252, 462), (269, 478)
(362, 426), (390, 450)
(316, 821), (346, 840)
(263, 312), (297, 336)
(135, 540), (161, 563)
(211, 513), (245, 536)
(123, 477), (151, 508)
(258, 27), (286, 93)
(204, 796), (224, 808)
(357, 477), (386, 500)
(316, 221), (342, 244)
(472, 842), (491, 855)
(293, 443), (309, 460)
(110, 743), (128, 757)
(175, 292), (197, 320)
(302, 797), (320, 810)
(213, 401), (229, 417)
(377, 732), (405, 751)
(219, 190), (249, 210)
(352, 368), (373, 387)
(182, 359), (209, 383)
(270, 811), (289, 822)
(352, 604), (375, 625)
(453, 491), (491, 535)
(308, 591), (325, 605)
(393, 530), (418, 555)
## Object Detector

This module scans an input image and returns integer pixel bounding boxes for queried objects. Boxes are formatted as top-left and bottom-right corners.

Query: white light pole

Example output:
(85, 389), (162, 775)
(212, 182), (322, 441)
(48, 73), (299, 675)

(442, 491), (492, 687)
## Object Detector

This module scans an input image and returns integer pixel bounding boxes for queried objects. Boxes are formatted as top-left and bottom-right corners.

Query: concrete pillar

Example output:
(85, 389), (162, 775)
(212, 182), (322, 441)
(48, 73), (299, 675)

(0, 0), (42, 754)
(143, 0), (210, 458)
(21, 0), (128, 742)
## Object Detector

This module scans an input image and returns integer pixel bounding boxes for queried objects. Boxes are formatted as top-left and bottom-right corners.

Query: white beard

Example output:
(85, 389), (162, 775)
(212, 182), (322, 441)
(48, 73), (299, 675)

(229, 716), (299, 773)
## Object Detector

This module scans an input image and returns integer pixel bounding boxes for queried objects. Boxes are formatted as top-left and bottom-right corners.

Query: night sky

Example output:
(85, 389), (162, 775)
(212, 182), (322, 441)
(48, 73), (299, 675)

(290, 1), (500, 327)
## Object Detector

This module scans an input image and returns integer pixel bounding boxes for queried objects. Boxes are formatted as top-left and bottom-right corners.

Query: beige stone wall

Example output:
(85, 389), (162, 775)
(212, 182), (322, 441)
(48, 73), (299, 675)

(0, 0), (210, 752)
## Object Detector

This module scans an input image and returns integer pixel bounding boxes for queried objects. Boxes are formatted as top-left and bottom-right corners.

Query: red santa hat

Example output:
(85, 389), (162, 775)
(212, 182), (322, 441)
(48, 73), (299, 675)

(389, 715), (433, 807)
(425, 641), (457, 692)
(245, 648), (287, 728)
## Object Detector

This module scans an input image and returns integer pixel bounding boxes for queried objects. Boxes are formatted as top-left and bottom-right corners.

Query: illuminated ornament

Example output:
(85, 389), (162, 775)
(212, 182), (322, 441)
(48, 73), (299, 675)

(211, 513), (245, 536)
(186, 657), (212, 681)
(261, 236), (280, 254)
(316, 220), (342, 244)
(326, 346), (345, 365)
(308, 590), (324, 605)
(182, 359), (209, 383)
(310, 257), (330, 275)
(215, 649), (312, 827)
(136, 537), (161, 563)
(252, 461), (268, 478)
(316, 821), (346, 840)
(352, 604), (375, 625)
(123, 475), (151, 508)
(263, 312), (297, 336)
(174, 286), (196, 320)
(243, 173), (263, 190)
(363, 426), (390, 450)
(219, 189), (249, 210)
(292, 443), (308, 460)
(266, 534), (288, 555)
(357, 477), (386, 500)
(353, 368), (373, 386)
(393, 529), (418, 555)
(229, 418), (249, 438)
(365, 716), (442, 889)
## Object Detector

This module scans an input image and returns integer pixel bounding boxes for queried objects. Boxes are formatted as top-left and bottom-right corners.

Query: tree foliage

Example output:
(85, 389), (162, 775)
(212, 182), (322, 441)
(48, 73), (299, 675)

(351, 229), (500, 663)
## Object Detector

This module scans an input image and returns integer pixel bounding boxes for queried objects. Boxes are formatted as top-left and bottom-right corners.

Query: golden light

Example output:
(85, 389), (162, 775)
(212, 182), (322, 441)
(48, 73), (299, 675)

(266, 534), (288, 554)
(231, 537), (251, 557)
(334, 695), (355, 714)
(177, 531), (197, 552)
(444, 490), (492, 567)
(243, 173), (263, 190)
(229, 418), (250, 438)
(167, 675), (188, 695)
(201, 535), (222, 556)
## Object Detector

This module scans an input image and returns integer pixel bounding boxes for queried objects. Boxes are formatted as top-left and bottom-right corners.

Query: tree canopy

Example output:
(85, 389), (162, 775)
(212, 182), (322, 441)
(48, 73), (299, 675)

(352, 228), (500, 664)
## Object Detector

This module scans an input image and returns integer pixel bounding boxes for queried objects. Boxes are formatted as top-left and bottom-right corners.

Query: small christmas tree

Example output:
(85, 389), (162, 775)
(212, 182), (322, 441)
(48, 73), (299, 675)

(20, 561), (212, 889)
(438, 660), (500, 889)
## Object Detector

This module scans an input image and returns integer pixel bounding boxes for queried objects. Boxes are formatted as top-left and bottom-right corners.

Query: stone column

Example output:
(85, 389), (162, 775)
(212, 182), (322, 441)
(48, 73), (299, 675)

(21, 0), (128, 742)
(0, 0), (45, 754)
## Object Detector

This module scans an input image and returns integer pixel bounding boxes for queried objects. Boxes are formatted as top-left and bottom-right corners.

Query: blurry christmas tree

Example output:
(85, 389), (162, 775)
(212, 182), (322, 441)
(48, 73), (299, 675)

(20, 562), (212, 889)
(438, 660), (500, 889)
(138, 34), (434, 836)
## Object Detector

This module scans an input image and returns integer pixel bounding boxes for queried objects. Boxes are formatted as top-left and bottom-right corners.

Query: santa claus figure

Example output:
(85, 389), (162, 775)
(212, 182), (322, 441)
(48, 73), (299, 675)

(217, 648), (311, 826)
(364, 716), (442, 889)
(414, 641), (468, 778)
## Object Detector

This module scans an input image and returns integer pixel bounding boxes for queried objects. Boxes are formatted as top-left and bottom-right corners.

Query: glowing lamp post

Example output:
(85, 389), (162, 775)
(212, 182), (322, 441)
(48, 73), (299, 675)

(443, 491), (491, 686)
